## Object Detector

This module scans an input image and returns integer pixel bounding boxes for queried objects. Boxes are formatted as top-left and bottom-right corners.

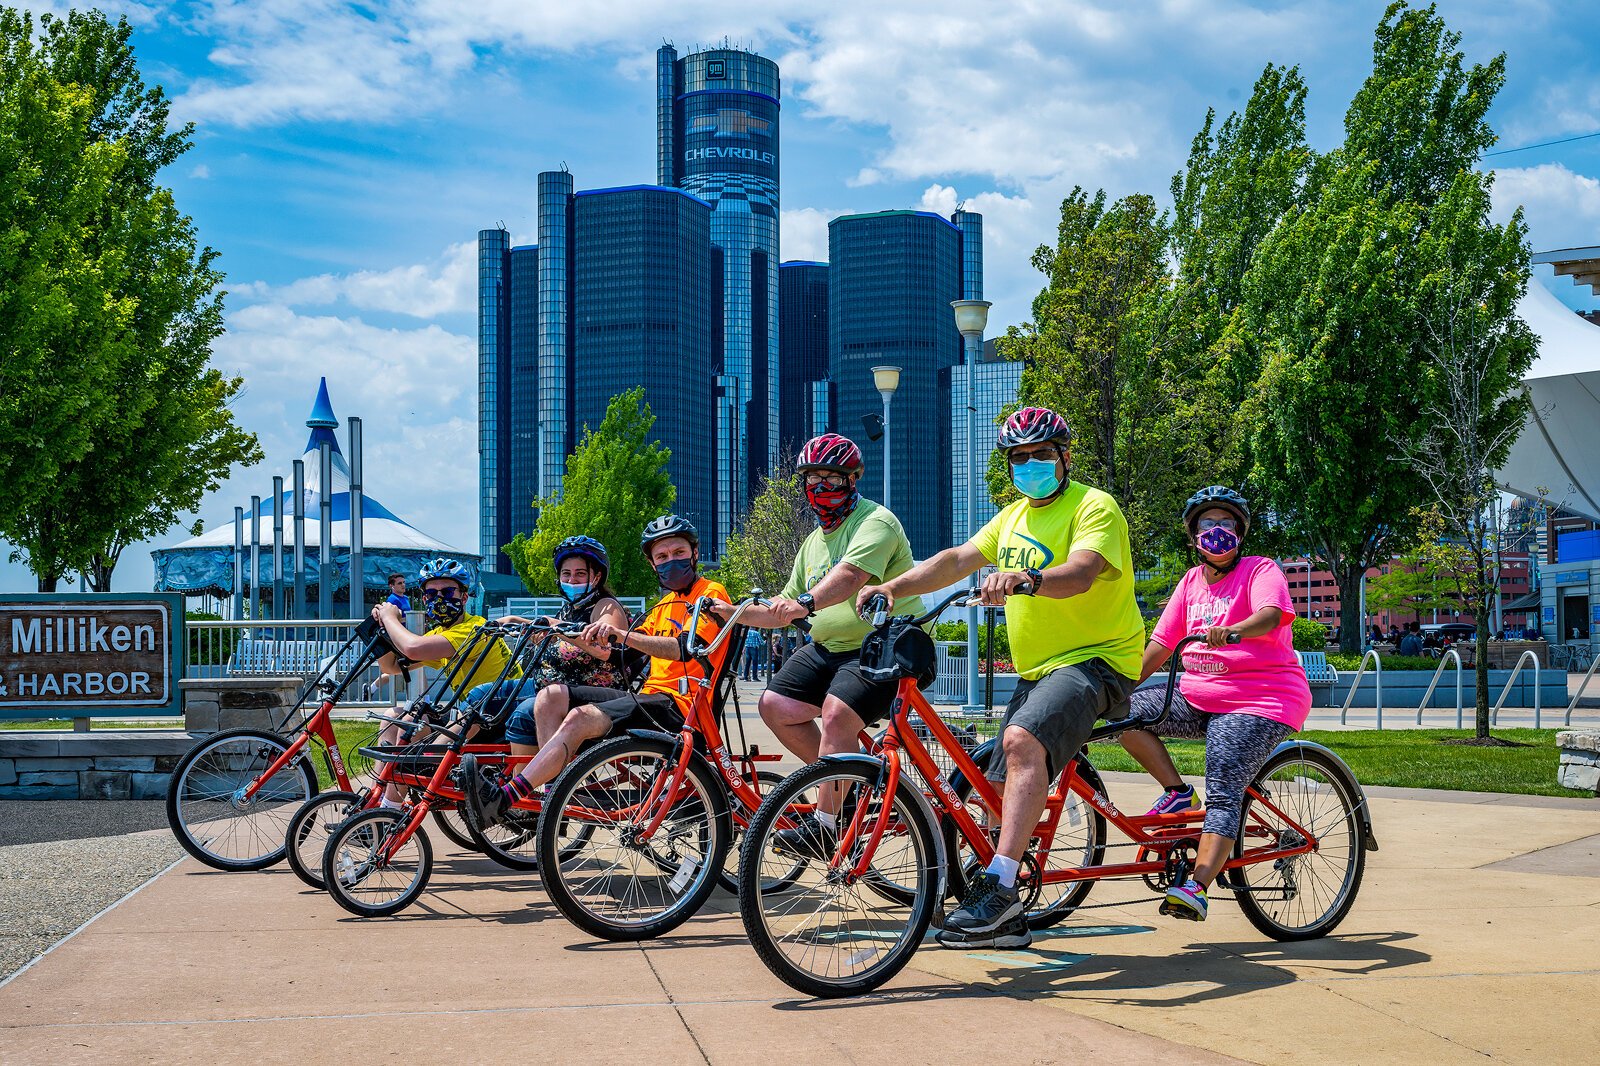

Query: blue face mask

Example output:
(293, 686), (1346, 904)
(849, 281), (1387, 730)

(1011, 459), (1062, 500)
(559, 581), (591, 602)
(654, 558), (697, 593)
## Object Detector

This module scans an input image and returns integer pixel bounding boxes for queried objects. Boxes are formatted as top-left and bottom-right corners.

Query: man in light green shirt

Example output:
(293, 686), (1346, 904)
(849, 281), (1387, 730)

(858, 407), (1143, 951)
(725, 433), (921, 859)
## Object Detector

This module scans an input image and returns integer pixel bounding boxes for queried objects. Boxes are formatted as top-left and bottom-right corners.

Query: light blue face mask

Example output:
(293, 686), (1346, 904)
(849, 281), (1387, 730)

(559, 581), (590, 602)
(1011, 459), (1062, 500)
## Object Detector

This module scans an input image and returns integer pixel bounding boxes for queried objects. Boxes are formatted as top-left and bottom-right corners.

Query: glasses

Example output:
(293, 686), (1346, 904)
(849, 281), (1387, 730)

(420, 587), (463, 603)
(1007, 447), (1061, 466)
(804, 472), (847, 488)
(1196, 518), (1240, 532)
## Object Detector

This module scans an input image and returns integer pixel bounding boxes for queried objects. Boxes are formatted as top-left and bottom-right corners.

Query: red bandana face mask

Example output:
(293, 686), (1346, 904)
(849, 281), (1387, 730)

(805, 482), (858, 531)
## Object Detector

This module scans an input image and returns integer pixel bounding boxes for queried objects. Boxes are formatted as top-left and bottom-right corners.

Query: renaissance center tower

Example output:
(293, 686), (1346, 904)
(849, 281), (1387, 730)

(658, 44), (780, 553)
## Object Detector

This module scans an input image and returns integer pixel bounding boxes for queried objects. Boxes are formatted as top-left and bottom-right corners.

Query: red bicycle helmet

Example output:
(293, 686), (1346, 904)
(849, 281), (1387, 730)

(997, 407), (1072, 449)
(797, 433), (864, 475)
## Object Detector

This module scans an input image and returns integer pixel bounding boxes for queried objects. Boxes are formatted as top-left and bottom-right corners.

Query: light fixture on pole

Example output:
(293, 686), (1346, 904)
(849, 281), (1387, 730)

(952, 299), (991, 713)
(870, 365), (901, 511)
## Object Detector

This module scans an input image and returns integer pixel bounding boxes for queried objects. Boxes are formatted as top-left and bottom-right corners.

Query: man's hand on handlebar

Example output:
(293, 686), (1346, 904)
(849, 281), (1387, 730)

(764, 596), (810, 625)
(582, 620), (624, 648)
(978, 570), (1034, 606)
(856, 585), (894, 617)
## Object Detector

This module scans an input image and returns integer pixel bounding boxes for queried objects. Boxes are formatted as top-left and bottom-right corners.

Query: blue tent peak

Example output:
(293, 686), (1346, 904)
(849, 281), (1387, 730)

(306, 377), (338, 429)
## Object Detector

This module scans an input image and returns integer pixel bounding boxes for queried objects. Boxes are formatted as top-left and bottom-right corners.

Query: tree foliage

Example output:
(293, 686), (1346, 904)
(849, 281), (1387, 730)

(507, 388), (675, 599)
(0, 8), (260, 590)
(997, 188), (1194, 563)
(713, 456), (811, 600)
(1243, 1), (1519, 655)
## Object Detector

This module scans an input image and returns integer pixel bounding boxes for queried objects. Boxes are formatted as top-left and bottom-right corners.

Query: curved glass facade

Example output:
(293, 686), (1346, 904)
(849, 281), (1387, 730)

(829, 211), (965, 559)
(660, 45), (780, 554)
(537, 170), (575, 505)
(779, 261), (829, 456)
(477, 229), (510, 571)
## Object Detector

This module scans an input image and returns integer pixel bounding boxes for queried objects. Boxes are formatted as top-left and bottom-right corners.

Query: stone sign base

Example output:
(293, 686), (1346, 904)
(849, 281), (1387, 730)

(0, 731), (196, 800)
(179, 676), (305, 733)
(1557, 731), (1600, 795)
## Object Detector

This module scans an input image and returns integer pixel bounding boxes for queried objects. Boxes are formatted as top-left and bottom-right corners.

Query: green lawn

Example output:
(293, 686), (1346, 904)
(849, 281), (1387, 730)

(942, 720), (1592, 798)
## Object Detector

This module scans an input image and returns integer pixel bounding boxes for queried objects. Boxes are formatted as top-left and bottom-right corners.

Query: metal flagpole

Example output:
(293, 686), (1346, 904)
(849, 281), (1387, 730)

(292, 459), (307, 621)
(232, 506), (244, 620)
(249, 495), (261, 622)
(318, 442), (333, 621)
(271, 475), (285, 619)
(349, 417), (365, 619)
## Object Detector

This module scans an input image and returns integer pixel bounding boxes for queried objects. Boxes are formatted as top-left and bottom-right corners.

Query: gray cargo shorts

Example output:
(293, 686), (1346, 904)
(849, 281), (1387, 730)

(990, 657), (1136, 782)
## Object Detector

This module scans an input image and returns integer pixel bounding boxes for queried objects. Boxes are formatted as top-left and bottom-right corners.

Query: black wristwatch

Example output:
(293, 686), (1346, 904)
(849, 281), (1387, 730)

(1022, 567), (1044, 594)
(796, 592), (817, 616)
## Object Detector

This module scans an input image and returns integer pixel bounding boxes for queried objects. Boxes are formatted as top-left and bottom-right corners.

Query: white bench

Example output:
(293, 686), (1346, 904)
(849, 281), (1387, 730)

(228, 638), (363, 678)
(1296, 650), (1339, 687)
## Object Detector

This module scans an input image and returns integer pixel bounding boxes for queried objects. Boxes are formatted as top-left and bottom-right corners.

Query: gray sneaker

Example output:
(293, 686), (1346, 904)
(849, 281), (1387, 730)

(944, 870), (1023, 935)
(936, 914), (1032, 950)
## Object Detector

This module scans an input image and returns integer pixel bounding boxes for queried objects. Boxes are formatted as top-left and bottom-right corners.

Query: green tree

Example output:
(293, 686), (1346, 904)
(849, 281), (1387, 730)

(507, 388), (675, 598)
(0, 8), (259, 589)
(997, 188), (1192, 563)
(1244, 2), (1507, 654)
(714, 457), (811, 600)
(1365, 549), (1463, 626)
(1168, 63), (1312, 496)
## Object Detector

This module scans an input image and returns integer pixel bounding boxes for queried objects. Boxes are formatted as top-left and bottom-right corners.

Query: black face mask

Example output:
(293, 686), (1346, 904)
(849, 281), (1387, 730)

(654, 558), (697, 593)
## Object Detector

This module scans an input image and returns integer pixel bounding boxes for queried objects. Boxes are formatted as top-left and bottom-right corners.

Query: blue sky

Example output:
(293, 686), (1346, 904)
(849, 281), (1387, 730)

(6, 0), (1600, 593)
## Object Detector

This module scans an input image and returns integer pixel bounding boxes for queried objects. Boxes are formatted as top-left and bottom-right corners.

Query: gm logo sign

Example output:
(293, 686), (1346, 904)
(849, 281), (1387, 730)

(707, 59), (726, 79)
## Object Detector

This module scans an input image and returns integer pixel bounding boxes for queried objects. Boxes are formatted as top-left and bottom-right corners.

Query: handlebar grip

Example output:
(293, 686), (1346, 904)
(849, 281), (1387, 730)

(791, 616), (811, 635)
(1227, 632), (1242, 644)
(1015, 581), (1034, 597)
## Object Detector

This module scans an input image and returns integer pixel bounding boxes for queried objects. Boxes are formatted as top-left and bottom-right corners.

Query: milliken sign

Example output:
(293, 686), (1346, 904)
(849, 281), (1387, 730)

(0, 594), (183, 718)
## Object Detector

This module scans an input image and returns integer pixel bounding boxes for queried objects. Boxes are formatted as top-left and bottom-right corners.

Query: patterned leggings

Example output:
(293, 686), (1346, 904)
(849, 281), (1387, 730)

(1123, 687), (1291, 838)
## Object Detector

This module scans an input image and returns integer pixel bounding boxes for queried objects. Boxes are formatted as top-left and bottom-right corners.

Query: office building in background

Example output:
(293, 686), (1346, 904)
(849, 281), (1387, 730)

(778, 261), (829, 455)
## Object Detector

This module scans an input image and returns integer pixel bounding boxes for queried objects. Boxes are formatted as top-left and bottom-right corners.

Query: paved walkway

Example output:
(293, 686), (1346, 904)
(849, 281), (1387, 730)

(3, 703), (1598, 1064)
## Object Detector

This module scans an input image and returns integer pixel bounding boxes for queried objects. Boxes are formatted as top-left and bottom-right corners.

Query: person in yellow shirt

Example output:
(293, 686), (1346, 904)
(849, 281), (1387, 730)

(463, 515), (731, 830)
(857, 406), (1144, 950)
(370, 557), (513, 805)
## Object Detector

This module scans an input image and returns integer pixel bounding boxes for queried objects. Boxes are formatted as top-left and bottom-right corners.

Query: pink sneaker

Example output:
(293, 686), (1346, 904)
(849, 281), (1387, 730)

(1147, 785), (1198, 816)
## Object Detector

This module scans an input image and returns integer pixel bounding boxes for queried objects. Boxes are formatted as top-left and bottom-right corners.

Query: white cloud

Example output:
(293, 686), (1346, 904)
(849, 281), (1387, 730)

(1492, 163), (1600, 250)
(190, 163), (211, 179)
(780, 207), (830, 262)
(233, 241), (477, 318)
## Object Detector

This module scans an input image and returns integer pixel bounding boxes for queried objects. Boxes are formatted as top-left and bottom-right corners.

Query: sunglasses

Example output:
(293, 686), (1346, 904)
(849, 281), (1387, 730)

(1196, 518), (1240, 532)
(804, 472), (847, 488)
(420, 587), (463, 603)
(1007, 447), (1061, 466)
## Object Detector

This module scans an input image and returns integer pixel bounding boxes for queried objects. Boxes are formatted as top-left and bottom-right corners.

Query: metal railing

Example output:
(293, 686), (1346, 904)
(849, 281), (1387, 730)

(1415, 649), (1465, 728)
(1490, 650), (1542, 729)
(1339, 650), (1384, 728)
(185, 614), (424, 709)
(1564, 651), (1600, 727)
(930, 641), (968, 705)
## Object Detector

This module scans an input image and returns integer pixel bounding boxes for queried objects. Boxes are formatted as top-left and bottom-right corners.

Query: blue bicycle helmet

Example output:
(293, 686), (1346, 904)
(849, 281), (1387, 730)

(418, 556), (477, 593)
(554, 535), (609, 575)
(1182, 486), (1251, 535)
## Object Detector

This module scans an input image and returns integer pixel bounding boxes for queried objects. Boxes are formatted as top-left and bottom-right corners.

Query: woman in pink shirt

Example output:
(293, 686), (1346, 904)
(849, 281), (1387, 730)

(1119, 486), (1311, 923)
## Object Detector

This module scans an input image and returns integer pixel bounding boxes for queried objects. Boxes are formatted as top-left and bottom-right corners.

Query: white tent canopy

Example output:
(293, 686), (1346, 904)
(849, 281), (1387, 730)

(1496, 278), (1600, 519)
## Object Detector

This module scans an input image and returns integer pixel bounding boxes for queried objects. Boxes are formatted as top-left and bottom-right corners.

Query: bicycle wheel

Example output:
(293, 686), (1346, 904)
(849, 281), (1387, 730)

(1232, 746), (1366, 941)
(739, 760), (940, 999)
(431, 806), (480, 852)
(166, 728), (319, 871)
(539, 735), (730, 941)
(321, 808), (433, 918)
(718, 770), (808, 894)
(949, 749), (1107, 929)
(286, 790), (365, 889)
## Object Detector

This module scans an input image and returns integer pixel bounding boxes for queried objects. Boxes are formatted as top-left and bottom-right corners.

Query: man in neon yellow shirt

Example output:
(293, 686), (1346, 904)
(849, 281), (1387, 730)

(858, 406), (1143, 949)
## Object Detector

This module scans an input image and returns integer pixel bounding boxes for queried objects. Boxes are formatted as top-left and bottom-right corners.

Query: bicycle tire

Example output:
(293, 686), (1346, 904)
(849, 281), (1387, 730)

(539, 735), (730, 941)
(321, 808), (433, 918)
(739, 760), (940, 998)
(948, 749), (1108, 929)
(431, 806), (480, 852)
(717, 769), (805, 894)
(1231, 745), (1366, 941)
(166, 728), (319, 871)
(286, 790), (364, 889)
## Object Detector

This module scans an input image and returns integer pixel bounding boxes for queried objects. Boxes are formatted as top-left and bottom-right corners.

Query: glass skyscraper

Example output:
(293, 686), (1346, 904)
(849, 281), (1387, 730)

(778, 261), (828, 456)
(828, 210), (967, 559)
(571, 185), (720, 537)
(658, 44), (780, 553)
(477, 230), (510, 571)
(947, 348), (1023, 540)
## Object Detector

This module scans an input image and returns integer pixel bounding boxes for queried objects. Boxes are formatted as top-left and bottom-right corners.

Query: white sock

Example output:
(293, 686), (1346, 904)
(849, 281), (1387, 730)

(986, 854), (1021, 889)
(815, 810), (838, 831)
(379, 795), (399, 809)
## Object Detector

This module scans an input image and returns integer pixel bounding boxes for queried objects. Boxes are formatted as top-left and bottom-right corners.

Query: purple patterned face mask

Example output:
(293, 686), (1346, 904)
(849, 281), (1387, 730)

(1197, 525), (1240, 557)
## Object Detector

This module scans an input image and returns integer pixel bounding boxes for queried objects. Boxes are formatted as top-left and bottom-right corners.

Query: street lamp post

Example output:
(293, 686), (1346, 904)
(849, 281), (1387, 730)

(952, 300), (992, 713)
(870, 366), (901, 512)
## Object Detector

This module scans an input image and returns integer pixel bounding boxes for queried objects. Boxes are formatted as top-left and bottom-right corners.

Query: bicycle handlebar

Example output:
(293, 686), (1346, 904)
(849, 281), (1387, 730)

(859, 581), (1034, 631)
(685, 592), (770, 660)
